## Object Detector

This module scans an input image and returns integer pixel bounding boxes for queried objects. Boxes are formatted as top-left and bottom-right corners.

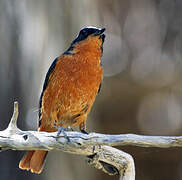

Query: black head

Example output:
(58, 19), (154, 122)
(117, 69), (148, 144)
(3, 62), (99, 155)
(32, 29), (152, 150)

(64, 26), (106, 55)
(73, 26), (105, 44)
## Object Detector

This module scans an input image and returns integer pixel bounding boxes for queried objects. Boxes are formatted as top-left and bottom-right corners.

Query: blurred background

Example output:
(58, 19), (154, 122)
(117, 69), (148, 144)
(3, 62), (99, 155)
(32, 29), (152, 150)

(1, 0), (182, 179)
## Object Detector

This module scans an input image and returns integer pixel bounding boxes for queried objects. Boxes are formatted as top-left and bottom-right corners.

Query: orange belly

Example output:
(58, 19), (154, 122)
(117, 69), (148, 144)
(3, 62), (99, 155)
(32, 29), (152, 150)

(39, 54), (102, 131)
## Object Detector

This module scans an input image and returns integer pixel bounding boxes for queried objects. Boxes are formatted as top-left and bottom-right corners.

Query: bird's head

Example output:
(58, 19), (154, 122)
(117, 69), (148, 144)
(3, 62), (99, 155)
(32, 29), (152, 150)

(64, 26), (105, 55)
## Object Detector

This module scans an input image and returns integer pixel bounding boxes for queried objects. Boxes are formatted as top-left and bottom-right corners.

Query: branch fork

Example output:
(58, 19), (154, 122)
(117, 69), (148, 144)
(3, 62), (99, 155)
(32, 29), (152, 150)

(3, 101), (182, 179)
(0, 102), (135, 180)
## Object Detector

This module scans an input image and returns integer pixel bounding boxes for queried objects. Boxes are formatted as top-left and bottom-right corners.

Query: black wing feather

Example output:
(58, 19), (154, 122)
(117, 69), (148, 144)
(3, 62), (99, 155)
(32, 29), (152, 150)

(38, 57), (58, 126)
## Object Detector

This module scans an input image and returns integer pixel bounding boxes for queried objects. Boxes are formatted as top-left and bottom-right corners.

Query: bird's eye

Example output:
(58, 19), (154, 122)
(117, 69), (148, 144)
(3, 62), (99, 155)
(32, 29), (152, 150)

(80, 29), (88, 36)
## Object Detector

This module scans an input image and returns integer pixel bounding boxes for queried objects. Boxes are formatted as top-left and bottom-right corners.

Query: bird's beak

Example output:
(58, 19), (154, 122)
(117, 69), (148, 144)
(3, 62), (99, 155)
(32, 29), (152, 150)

(94, 28), (106, 36)
(94, 28), (106, 42)
(100, 33), (105, 42)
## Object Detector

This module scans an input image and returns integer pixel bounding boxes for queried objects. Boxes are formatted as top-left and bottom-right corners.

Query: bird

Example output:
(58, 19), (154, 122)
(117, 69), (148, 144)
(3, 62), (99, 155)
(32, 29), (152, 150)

(19, 26), (106, 174)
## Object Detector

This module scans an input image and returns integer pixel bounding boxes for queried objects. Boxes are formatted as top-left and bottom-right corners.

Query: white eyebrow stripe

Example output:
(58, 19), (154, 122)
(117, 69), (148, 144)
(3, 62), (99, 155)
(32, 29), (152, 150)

(81, 26), (102, 30)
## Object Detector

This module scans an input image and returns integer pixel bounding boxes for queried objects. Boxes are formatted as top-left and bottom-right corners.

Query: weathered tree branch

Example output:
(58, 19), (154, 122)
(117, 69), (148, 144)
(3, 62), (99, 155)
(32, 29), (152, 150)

(1, 102), (135, 180)
(2, 102), (182, 179)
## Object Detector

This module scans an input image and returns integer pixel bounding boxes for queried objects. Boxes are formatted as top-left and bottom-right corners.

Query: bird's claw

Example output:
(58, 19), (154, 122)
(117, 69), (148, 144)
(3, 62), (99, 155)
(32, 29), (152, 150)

(81, 129), (89, 134)
(54, 124), (71, 142)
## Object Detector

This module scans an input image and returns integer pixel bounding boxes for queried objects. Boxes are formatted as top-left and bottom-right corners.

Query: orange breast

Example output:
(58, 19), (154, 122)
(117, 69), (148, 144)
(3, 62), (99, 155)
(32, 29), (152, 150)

(40, 52), (102, 131)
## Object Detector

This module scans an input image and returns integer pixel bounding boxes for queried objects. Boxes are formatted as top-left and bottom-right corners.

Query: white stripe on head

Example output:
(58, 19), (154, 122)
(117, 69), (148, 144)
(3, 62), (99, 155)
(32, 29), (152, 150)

(81, 26), (102, 30)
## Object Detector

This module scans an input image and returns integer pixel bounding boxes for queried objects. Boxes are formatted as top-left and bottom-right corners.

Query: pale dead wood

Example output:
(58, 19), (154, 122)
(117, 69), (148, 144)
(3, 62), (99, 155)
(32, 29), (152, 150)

(0, 102), (135, 180)
(3, 101), (182, 179)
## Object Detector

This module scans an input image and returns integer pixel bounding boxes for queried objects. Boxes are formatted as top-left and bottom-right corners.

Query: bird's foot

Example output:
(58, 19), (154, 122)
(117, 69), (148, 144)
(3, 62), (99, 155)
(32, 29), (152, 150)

(54, 125), (71, 142)
(67, 126), (74, 131)
(79, 122), (89, 134)
(81, 129), (89, 134)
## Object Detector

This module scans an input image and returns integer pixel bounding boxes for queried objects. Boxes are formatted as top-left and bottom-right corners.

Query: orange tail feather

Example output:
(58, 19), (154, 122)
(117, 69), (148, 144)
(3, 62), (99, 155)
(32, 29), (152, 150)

(19, 150), (48, 174)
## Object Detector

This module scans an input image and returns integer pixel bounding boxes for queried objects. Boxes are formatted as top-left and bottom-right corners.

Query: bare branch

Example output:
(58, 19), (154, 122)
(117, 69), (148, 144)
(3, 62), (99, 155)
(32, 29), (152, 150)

(2, 101), (182, 179)
(7, 101), (18, 130)
(0, 102), (135, 179)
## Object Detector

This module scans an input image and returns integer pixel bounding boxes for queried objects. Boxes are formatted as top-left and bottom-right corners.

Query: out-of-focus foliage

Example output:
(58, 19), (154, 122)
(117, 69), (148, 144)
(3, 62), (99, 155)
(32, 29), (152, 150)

(1, 0), (182, 179)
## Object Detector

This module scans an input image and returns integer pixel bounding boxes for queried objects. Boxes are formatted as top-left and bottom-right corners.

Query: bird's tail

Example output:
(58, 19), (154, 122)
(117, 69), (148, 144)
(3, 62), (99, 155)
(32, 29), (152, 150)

(19, 150), (48, 174)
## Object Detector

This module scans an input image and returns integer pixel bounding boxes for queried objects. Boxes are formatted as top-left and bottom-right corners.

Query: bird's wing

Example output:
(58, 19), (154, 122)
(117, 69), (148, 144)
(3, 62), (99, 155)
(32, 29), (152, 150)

(38, 57), (59, 127)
